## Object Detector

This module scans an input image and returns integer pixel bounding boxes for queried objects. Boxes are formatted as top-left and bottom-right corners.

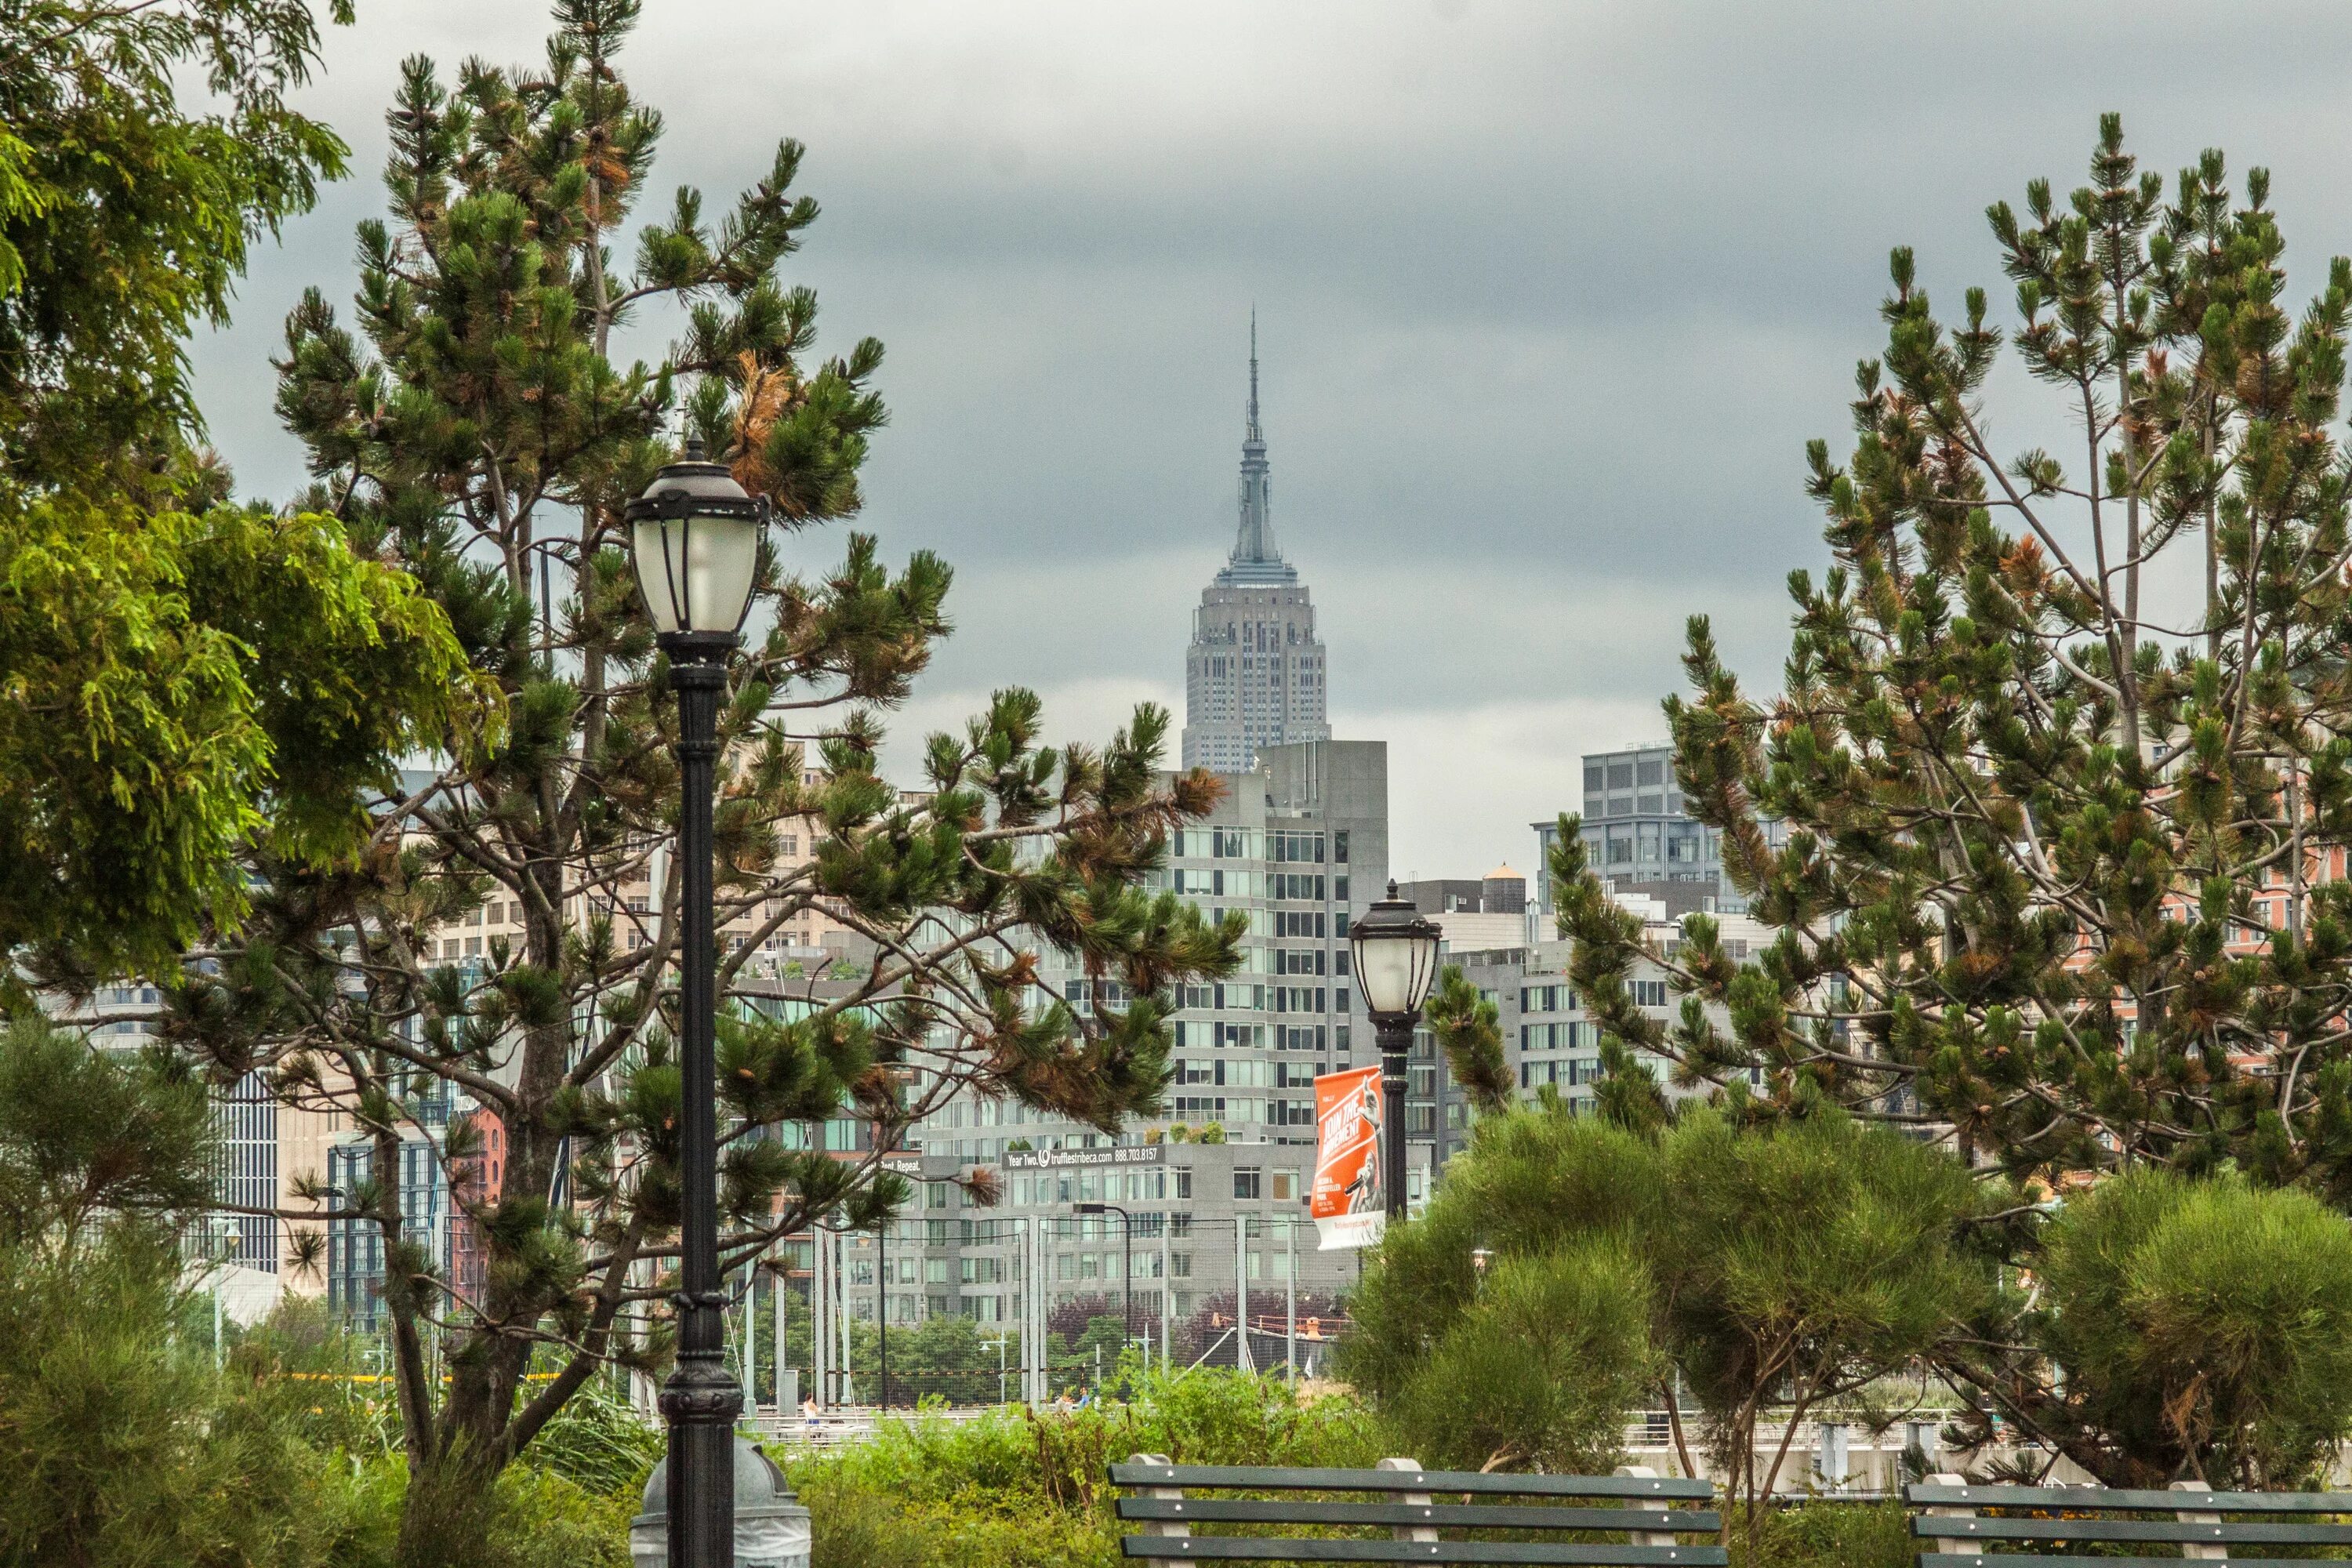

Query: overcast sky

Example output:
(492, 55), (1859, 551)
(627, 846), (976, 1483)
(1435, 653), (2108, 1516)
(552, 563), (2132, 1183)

(191, 0), (2352, 878)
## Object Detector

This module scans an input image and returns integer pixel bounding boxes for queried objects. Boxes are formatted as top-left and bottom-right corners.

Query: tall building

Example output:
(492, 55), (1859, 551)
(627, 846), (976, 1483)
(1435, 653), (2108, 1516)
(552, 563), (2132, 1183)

(872, 739), (1390, 1330)
(1181, 321), (1332, 773)
(1533, 742), (1788, 917)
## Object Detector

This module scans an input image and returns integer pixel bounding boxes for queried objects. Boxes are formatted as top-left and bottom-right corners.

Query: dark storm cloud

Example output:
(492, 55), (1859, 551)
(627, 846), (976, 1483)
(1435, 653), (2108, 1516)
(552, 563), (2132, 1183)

(188, 0), (2352, 869)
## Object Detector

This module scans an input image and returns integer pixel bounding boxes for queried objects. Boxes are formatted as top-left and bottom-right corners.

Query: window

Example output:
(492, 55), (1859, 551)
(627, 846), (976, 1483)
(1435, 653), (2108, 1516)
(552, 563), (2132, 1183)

(1270, 1170), (1298, 1202)
(924, 1258), (949, 1284)
(1637, 759), (1664, 786)
(1175, 1169), (1192, 1200)
(1633, 980), (1668, 1007)
(1233, 1167), (1262, 1200)
(1333, 829), (1349, 863)
(926, 1181), (950, 1209)
(1606, 762), (1634, 789)
(1171, 1253), (1192, 1278)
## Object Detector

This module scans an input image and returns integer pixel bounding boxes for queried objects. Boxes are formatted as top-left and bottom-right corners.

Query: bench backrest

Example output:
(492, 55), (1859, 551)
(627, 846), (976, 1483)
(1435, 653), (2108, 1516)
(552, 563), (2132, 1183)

(1111, 1455), (1727, 1566)
(1904, 1474), (2352, 1566)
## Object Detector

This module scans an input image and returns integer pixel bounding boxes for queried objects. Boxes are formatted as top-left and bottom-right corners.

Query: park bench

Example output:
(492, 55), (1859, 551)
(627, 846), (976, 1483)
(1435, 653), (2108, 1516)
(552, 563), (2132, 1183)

(1904, 1474), (2352, 1567)
(1109, 1455), (1725, 1565)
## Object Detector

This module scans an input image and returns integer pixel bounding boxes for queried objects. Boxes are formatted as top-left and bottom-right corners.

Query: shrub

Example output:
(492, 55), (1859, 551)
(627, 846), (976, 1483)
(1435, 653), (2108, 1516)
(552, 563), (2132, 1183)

(2034, 1168), (2352, 1486)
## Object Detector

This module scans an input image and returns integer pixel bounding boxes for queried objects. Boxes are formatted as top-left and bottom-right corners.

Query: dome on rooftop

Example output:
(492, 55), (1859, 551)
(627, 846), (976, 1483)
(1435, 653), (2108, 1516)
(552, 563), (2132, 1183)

(1484, 863), (1523, 882)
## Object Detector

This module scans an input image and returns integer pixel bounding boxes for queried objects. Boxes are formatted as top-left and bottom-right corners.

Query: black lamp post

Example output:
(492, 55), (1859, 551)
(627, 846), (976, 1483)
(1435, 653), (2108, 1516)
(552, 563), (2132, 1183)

(1348, 881), (1440, 1221)
(628, 437), (771, 1568)
(1073, 1201), (1133, 1345)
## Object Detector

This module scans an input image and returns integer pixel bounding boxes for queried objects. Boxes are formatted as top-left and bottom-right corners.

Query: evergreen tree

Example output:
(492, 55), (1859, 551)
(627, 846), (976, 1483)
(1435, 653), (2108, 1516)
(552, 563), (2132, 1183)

(1555, 118), (2352, 1198)
(181, 5), (1239, 1558)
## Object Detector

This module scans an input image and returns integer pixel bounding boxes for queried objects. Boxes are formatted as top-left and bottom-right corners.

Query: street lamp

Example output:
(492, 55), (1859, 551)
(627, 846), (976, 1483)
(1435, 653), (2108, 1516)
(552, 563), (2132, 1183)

(1348, 881), (1440, 1221)
(1073, 1201), (1133, 1348)
(628, 437), (771, 1568)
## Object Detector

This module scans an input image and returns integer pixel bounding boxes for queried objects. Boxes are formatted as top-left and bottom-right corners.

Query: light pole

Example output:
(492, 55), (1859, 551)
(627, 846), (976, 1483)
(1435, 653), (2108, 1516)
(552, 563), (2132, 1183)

(628, 437), (770, 1568)
(1073, 1201), (1134, 1349)
(1348, 881), (1440, 1221)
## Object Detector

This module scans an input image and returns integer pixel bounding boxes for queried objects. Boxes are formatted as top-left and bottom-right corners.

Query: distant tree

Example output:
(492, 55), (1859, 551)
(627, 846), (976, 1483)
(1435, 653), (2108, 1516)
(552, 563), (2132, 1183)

(1553, 118), (2352, 1201)
(173, 4), (1238, 1560)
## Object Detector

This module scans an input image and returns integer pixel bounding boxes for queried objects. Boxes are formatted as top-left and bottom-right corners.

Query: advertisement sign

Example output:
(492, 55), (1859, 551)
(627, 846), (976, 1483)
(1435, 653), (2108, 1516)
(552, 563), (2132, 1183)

(1309, 1065), (1386, 1250)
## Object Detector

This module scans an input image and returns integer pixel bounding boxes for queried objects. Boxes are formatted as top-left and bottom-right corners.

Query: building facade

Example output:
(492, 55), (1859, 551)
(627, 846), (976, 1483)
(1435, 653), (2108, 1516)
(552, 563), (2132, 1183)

(1534, 743), (1789, 916)
(1181, 324), (1332, 774)
(868, 739), (1392, 1329)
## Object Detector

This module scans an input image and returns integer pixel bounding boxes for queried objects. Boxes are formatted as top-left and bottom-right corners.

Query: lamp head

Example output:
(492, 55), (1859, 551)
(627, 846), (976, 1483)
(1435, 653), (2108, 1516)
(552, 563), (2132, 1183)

(625, 437), (771, 652)
(1348, 880), (1442, 1019)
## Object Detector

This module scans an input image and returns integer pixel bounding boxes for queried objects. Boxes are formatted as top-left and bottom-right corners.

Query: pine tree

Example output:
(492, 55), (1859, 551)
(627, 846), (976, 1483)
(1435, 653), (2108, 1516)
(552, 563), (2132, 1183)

(1553, 118), (2352, 1200)
(179, 5), (1238, 1559)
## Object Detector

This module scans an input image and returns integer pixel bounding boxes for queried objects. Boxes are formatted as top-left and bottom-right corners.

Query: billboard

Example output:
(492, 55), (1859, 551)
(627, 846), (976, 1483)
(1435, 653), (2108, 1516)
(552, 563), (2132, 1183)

(1309, 1065), (1386, 1250)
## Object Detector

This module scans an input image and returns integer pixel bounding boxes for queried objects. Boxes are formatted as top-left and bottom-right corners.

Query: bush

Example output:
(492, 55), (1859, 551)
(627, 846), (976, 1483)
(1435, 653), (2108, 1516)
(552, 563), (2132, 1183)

(2034, 1168), (2352, 1486)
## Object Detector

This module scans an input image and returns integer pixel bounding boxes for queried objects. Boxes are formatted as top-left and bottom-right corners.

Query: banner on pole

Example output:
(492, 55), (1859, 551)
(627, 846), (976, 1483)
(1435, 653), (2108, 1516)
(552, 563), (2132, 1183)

(1309, 1065), (1386, 1250)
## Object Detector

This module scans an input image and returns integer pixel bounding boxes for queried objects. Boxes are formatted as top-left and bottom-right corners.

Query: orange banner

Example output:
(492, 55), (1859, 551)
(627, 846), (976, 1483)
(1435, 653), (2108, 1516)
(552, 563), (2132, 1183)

(1310, 1065), (1386, 1250)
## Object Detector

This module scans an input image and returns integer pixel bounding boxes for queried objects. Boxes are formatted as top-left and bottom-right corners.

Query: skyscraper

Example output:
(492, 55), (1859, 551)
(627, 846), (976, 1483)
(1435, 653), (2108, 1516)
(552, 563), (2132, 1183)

(1181, 319), (1331, 773)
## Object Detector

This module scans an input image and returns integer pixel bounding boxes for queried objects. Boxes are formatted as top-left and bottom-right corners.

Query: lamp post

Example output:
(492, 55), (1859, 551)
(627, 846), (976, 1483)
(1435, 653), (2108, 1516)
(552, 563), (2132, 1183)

(1073, 1201), (1133, 1348)
(1348, 881), (1440, 1221)
(627, 437), (771, 1568)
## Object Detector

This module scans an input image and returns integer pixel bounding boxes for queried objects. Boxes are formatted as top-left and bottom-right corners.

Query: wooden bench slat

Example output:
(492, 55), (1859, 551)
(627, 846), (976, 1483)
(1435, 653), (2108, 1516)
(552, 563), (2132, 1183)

(1109, 1465), (1712, 1501)
(1904, 1484), (2352, 1515)
(1122, 1542), (1728, 1565)
(1116, 1499), (1722, 1534)
(1911, 1517), (2352, 1545)
(1919, 1556), (2352, 1568)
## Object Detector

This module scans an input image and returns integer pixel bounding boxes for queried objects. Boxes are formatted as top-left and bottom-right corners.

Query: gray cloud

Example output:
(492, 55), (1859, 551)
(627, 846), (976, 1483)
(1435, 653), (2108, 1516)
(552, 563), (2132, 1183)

(189, 0), (2352, 873)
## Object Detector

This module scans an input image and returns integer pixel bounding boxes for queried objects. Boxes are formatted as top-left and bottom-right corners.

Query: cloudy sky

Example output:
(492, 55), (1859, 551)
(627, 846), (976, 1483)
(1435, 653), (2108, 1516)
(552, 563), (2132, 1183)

(191, 0), (2352, 877)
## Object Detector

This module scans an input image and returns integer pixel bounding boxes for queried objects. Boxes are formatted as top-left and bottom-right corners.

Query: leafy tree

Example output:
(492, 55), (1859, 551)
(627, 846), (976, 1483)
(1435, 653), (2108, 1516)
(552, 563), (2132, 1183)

(174, 4), (1238, 1559)
(0, 0), (468, 982)
(0, 0), (352, 489)
(1947, 1169), (2352, 1487)
(1554, 118), (2352, 1199)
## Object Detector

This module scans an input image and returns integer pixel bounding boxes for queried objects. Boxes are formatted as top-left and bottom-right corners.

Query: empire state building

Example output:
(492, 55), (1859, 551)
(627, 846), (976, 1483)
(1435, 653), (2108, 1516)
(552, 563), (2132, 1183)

(1181, 322), (1331, 774)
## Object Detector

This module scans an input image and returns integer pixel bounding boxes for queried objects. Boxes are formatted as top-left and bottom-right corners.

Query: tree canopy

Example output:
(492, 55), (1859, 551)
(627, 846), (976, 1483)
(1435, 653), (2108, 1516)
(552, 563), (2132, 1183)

(1554, 117), (2352, 1202)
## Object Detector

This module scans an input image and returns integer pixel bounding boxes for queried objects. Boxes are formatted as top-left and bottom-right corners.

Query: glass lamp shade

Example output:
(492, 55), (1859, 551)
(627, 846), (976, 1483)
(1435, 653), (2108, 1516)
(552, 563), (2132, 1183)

(1349, 880), (1442, 1018)
(626, 443), (768, 637)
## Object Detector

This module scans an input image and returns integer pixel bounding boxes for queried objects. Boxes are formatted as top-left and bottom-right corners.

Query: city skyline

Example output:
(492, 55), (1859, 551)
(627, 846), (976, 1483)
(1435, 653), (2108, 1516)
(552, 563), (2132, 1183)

(183, 1), (2352, 879)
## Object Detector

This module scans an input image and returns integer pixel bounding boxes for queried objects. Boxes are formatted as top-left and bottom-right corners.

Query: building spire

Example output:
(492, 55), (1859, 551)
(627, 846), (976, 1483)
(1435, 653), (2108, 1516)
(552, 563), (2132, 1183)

(1232, 311), (1278, 565)
(1247, 307), (1261, 444)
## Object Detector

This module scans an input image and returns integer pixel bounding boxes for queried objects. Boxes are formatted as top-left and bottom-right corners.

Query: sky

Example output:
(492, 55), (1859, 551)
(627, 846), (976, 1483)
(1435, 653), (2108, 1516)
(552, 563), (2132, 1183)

(191, 0), (2352, 879)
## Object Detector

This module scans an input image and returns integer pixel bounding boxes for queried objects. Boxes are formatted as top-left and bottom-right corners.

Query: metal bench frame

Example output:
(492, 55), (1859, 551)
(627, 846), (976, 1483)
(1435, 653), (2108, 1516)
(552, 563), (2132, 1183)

(1905, 1473), (2352, 1568)
(1111, 1455), (1727, 1566)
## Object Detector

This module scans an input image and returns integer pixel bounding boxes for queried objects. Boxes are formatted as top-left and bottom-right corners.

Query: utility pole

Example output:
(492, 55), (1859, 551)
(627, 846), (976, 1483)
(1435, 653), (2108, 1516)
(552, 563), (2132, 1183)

(1286, 1217), (1297, 1384)
(1235, 1216), (1251, 1373)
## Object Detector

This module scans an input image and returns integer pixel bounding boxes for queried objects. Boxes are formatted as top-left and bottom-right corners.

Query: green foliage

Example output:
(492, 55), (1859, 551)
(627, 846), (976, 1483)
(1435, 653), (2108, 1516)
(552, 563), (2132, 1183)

(1552, 118), (2352, 1203)
(0, 1018), (366, 1566)
(0, 0), (352, 491)
(173, 6), (1240, 1557)
(0, 500), (470, 984)
(2017, 1169), (2352, 1486)
(1345, 1103), (1987, 1553)
(1388, 1241), (1657, 1473)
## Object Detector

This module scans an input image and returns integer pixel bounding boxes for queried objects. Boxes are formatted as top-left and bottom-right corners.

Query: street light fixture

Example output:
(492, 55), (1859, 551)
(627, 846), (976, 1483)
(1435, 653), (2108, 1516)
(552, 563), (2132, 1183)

(1348, 880), (1440, 1221)
(628, 437), (771, 1568)
(1073, 1201), (1134, 1352)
